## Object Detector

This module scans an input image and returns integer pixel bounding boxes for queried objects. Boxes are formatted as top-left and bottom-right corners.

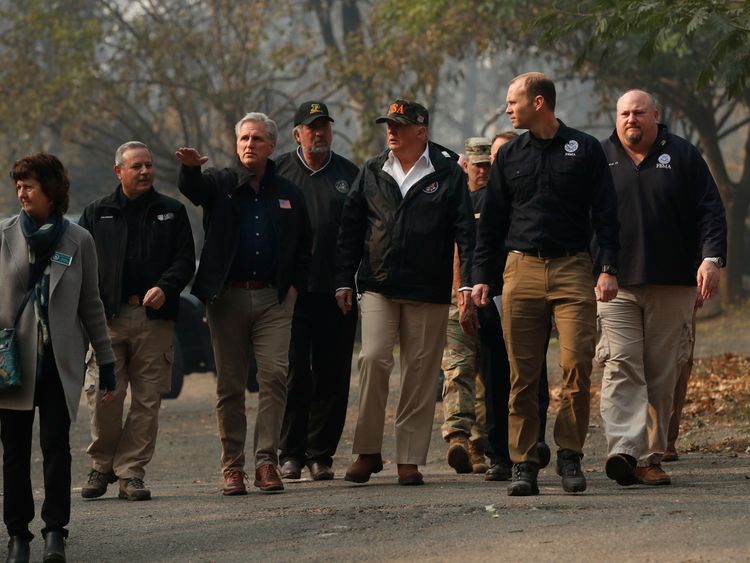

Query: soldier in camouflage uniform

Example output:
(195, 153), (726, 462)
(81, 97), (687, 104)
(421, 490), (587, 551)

(441, 138), (492, 474)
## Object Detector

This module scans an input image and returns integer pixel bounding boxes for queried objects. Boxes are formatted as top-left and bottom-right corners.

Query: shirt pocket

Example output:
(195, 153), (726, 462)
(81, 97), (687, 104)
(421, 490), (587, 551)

(550, 157), (587, 195)
(503, 162), (536, 203)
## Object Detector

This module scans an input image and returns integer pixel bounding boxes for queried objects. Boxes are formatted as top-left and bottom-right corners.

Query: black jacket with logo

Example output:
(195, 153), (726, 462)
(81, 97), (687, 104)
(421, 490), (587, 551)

(275, 149), (360, 294)
(599, 124), (727, 286)
(335, 142), (475, 304)
(178, 158), (312, 303)
(78, 186), (195, 320)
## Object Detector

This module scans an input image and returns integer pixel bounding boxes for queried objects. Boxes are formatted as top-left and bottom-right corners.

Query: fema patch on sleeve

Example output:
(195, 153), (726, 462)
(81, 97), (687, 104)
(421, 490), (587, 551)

(335, 180), (349, 194)
(422, 181), (439, 194)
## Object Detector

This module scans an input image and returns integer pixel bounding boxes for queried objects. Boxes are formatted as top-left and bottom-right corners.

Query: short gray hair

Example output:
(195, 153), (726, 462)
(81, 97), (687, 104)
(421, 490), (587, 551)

(234, 112), (278, 142)
(115, 141), (150, 166)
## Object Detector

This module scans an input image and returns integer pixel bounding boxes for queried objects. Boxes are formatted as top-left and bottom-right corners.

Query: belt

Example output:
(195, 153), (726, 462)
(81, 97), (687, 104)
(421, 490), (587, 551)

(228, 280), (272, 290)
(511, 248), (585, 259)
(126, 295), (141, 306)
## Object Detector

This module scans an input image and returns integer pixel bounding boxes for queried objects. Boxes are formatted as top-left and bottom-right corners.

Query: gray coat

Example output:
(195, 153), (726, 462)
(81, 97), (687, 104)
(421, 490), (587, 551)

(0, 215), (115, 421)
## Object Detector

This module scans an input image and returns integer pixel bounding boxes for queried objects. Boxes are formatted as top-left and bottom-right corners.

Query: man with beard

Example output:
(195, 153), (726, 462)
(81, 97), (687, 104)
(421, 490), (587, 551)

(275, 101), (360, 481)
(598, 90), (726, 487)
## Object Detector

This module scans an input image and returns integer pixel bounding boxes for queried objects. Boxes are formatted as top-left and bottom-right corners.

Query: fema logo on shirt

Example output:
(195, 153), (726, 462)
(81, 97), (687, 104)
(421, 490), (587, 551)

(656, 153), (672, 169)
(335, 180), (349, 194)
(422, 181), (439, 194)
(564, 140), (579, 156)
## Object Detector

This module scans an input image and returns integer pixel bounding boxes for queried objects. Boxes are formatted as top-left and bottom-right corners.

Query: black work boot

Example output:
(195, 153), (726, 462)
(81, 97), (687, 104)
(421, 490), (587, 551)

(42, 530), (66, 562)
(507, 462), (540, 496)
(6, 536), (30, 563)
(556, 449), (587, 493)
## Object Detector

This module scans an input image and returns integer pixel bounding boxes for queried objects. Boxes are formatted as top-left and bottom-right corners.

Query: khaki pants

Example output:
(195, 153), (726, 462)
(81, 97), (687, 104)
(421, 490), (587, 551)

(86, 305), (174, 480)
(502, 252), (596, 464)
(353, 291), (449, 465)
(668, 310), (697, 451)
(441, 300), (487, 445)
(207, 287), (295, 470)
(597, 286), (695, 465)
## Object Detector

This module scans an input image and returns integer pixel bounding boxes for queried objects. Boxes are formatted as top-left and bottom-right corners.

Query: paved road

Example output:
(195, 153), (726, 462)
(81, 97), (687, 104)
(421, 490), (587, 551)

(6, 358), (750, 562)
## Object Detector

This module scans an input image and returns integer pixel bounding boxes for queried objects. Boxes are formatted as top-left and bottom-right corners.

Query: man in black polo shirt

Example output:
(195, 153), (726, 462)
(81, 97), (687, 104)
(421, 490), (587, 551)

(472, 72), (620, 496)
(176, 112), (312, 495)
(275, 101), (360, 481)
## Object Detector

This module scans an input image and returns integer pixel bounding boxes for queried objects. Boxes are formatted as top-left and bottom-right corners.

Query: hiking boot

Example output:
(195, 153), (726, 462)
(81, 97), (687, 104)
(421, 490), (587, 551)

(118, 477), (151, 501)
(222, 468), (248, 495)
(81, 469), (117, 499)
(605, 453), (641, 486)
(537, 441), (551, 469)
(468, 441), (489, 474)
(446, 434), (472, 474)
(485, 461), (512, 482)
(635, 463), (671, 486)
(507, 462), (539, 496)
(556, 449), (587, 493)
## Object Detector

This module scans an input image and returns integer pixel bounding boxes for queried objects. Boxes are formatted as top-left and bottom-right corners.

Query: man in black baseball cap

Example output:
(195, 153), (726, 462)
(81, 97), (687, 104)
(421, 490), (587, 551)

(276, 100), (360, 482)
(336, 98), (475, 487)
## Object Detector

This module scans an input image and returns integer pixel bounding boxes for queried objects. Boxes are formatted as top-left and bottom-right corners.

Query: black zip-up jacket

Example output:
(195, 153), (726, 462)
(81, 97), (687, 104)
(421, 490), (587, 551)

(275, 149), (360, 294)
(179, 158), (312, 304)
(78, 186), (195, 320)
(335, 142), (475, 304)
(599, 124), (727, 286)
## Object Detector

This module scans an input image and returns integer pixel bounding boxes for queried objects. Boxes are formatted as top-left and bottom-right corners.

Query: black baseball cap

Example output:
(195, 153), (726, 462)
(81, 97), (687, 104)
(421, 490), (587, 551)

(375, 99), (429, 126)
(293, 101), (334, 126)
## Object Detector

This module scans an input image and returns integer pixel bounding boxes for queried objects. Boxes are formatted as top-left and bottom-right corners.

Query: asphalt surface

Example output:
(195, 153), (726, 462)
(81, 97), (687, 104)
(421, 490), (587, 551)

(4, 349), (750, 562)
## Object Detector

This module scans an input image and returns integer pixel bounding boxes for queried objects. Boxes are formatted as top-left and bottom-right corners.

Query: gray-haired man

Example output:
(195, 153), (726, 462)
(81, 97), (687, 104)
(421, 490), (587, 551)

(79, 141), (195, 501)
(176, 113), (312, 494)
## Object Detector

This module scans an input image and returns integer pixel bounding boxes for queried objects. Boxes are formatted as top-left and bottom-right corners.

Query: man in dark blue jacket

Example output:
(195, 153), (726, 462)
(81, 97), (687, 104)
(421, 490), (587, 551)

(176, 112), (312, 495)
(336, 99), (475, 486)
(598, 90), (726, 488)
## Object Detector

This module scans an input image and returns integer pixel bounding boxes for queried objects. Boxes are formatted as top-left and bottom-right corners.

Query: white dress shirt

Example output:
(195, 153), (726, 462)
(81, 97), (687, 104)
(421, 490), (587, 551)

(382, 144), (434, 198)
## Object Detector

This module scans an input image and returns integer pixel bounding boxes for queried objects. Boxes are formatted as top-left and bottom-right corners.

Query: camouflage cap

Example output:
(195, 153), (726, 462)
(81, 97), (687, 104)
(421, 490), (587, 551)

(464, 137), (492, 164)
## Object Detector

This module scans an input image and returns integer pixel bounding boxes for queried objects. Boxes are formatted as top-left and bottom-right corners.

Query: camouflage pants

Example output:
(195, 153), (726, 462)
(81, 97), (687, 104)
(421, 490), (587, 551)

(441, 303), (487, 446)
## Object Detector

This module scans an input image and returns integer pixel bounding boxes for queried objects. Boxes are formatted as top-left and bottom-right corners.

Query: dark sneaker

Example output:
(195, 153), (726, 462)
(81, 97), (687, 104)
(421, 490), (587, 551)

(536, 442), (551, 469)
(605, 454), (641, 486)
(507, 462), (539, 496)
(485, 462), (512, 482)
(446, 435), (472, 474)
(556, 449), (587, 493)
(118, 477), (152, 501)
(81, 469), (117, 499)
(635, 463), (671, 486)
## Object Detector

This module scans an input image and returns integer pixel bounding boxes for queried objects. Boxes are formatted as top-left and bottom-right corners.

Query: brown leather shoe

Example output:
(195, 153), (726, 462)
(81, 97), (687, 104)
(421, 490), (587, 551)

(397, 464), (424, 486)
(222, 468), (248, 496)
(662, 450), (679, 462)
(635, 463), (671, 486)
(344, 454), (383, 483)
(254, 464), (284, 492)
(446, 434), (472, 474)
(468, 441), (489, 474)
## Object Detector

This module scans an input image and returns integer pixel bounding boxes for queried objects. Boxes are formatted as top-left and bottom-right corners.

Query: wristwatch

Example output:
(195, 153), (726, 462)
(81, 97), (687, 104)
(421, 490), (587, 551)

(601, 264), (618, 276)
(703, 257), (725, 268)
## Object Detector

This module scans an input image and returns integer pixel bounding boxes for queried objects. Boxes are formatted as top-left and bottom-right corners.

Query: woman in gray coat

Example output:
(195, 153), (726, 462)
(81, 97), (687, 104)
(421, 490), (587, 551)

(0, 153), (116, 563)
